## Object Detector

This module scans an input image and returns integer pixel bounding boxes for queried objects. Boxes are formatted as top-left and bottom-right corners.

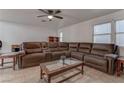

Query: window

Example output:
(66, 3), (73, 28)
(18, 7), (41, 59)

(59, 32), (63, 42)
(93, 23), (111, 43)
(116, 20), (124, 46)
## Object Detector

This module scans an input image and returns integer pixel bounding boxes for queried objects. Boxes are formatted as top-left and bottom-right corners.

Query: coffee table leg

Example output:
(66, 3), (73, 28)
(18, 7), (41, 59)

(13, 57), (16, 70)
(48, 76), (51, 83)
(1, 58), (4, 66)
(121, 63), (123, 71)
(81, 64), (84, 75)
(117, 61), (121, 76)
(40, 69), (43, 79)
(16, 55), (19, 69)
(116, 61), (118, 76)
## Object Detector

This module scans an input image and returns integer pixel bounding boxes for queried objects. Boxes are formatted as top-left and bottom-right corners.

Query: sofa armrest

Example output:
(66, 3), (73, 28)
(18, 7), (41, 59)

(104, 54), (118, 59)
(18, 50), (26, 57)
(104, 54), (118, 74)
(18, 51), (26, 68)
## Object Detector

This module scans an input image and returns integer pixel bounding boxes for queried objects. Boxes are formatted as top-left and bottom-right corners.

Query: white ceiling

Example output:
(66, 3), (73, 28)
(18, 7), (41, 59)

(0, 9), (121, 30)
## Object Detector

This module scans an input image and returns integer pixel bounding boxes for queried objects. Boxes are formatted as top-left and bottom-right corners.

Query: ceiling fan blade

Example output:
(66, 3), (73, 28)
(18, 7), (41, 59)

(38, 9), (49, 14)
(55, 10), (61, 14)
(37, 15), (48, 17)
(48, 10), (54, 14)
(54, 16), (63, 19)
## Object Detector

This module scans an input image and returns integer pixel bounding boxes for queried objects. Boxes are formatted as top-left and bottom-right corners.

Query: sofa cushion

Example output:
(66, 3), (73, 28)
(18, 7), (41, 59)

(78, 43), (92, 53)
(49, 48), (60, 52)
(21, 53), (46, 68)
(58, 42), (68, 47)
(91, 44), (114, 56)
(85, 62), (107, 72)
(22, 53), (45, 61)
(84, 55), (107, 66)
(52, 51), (65, 56)
(23, 42), (41, 49)
(63, 51), (71, 57)
(48, 42), (59, 52)
(69, 43), (78, 52)
(48, 42), (58, 48)
(58, 47), (68, 51)
(58, 42), (69, 51)
(52, 51), (65, 60)
(25, 48), (42, 54)
(71, 52), (84, 60)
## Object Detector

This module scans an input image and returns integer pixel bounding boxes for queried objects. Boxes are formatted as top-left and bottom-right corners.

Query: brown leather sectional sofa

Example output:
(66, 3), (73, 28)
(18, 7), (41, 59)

(20, 42), (70, 68)
(20, 42), (118, 75)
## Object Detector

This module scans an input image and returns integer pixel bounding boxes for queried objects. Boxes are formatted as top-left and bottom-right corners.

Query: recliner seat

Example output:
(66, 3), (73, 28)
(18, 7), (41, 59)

(21, 42), (46, 68)
(71, 43), (92, 60)
(84, 43), (117, 74)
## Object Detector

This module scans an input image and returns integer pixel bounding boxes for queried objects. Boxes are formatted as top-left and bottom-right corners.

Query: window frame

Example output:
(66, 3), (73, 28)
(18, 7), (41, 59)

(93, 22), (112, 43)
(59, 32), (63, 42)
(115, 19), (124, 46)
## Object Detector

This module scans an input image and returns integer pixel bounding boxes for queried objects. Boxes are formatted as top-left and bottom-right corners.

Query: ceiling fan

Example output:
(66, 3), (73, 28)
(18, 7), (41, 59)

(37, 9), (63, 22)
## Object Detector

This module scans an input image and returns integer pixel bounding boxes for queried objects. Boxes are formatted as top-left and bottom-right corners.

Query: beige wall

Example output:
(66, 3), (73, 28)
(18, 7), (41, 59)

(58, 10), (124, 56)
(0, 21), (57, 53)
(58, 21), (93, 42)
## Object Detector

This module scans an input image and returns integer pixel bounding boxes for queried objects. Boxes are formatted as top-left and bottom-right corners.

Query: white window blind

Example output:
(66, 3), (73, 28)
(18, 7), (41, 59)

(59, 32), (63, 42)
(93, 23), (111, 43)
(116, 20), (124, 46)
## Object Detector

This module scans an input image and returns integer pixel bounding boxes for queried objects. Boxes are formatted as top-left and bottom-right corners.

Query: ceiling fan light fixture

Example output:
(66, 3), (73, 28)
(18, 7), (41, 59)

(48, 15), (53, 19)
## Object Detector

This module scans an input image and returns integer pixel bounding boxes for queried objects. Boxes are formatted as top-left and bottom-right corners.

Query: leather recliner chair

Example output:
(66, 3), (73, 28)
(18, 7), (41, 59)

(84, 43), (118, 74)
(20, 42), (46, 68)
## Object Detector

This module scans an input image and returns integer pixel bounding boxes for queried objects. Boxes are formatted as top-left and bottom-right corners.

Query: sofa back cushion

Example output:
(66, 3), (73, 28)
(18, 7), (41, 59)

(58, 42), (69, 51)
(69, 43), (78, 52)
(23, 42), (42, 54)
(78, 43), (92, 53)
(91, 43), (115, 56)
(48, 42), (59, 52)
(23, 42), (41, 49)
(25, 48), (42, 54)
(48, 42), (58, 48)
(49, 48), (59, 52)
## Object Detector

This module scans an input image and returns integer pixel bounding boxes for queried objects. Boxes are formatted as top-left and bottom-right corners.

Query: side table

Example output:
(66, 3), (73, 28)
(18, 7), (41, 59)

(0, 52), (18, 70)
(116, 57), (124, 76)
(0, 51), (25, 70)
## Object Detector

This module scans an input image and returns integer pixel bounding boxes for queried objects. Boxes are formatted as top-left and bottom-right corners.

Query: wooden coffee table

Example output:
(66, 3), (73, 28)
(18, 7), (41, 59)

(40, 58), (84, 83)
